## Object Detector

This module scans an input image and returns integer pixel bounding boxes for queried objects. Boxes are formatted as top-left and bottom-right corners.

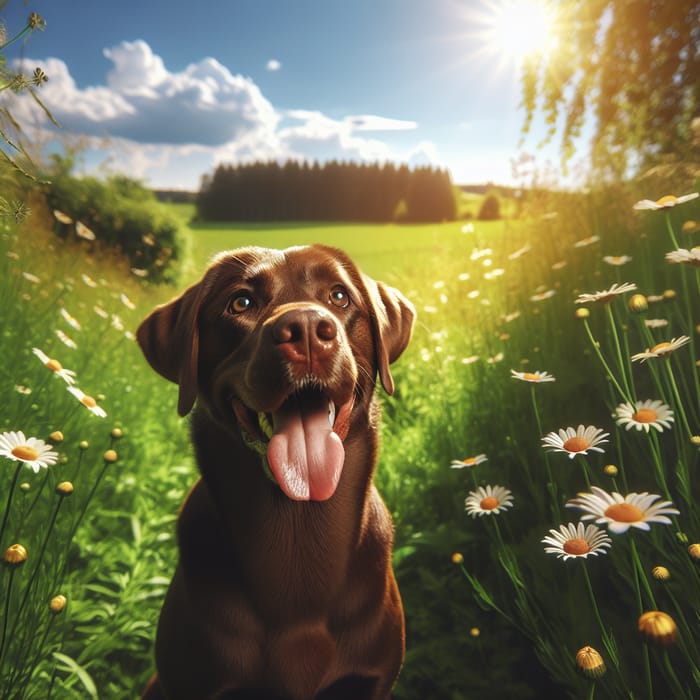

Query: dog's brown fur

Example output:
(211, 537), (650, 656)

(137, 245), (415, 700)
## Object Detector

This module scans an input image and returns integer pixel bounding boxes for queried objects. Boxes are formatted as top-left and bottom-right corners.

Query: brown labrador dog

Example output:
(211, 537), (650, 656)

(137, 245), (415, 700)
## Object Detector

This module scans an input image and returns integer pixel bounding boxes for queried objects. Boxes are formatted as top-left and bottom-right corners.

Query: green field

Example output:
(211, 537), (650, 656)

(1, 189), (700, 699)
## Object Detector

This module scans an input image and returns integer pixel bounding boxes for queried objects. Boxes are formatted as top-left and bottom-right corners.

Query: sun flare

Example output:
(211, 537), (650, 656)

(475, 0), (557, 68)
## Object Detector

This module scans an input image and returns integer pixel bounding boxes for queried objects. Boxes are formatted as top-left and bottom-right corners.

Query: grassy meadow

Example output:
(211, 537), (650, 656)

(1, 183), (700, 699)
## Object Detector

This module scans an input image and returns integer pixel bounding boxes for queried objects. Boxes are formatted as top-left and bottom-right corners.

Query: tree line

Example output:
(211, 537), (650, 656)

(196, 160), (457, 222)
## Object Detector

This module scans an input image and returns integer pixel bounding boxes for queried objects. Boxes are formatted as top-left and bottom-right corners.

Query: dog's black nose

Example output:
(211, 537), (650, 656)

(272, 308), (338, 362)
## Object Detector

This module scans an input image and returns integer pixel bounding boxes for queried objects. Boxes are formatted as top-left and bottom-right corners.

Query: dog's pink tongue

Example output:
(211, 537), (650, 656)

(267, 393), (344, 501)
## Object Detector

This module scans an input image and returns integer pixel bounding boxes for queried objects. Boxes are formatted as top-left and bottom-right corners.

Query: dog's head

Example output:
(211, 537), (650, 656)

(137, 244), (415, 501)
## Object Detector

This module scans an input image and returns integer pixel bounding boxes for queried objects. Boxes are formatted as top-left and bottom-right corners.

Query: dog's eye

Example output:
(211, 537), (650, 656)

(329, 286), (350, 309)
(228, 294), (254, 314)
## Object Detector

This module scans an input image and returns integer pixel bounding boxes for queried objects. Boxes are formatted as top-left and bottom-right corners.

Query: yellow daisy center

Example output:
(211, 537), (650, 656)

(480, 496), (499, 511)
(81, 395), (97, 409)
(522, 372), (542, 381)
(563, 436), (590, 453)
(655, 195), (678, 206)
(563, 538), (591, 556)
(45, 359), (62, 372)
(632, 408), (658, 424)
(12, 445), (39, 461)
(651, 342), (672, 354)
(604, 503), (643, 523)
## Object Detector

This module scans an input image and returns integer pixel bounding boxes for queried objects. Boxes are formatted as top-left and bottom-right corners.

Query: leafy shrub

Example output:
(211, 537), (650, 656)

(42, 169), (183, 283)
(477, 191), (501, 220)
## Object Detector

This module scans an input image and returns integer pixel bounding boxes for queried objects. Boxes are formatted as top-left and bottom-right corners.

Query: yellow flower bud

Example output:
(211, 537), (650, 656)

(638, 611), (677, 645)
(49, 594), (67, 614)
(4, 543), (28, 566)
(575, 646), (606, 679)
(103, 449), (118, 463)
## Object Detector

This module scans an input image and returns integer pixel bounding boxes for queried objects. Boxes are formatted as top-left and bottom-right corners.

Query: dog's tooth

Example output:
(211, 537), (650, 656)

(328, 402), (336, 428)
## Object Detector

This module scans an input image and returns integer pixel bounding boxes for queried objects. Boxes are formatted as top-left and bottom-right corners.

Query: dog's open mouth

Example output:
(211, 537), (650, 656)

(231, 387), (353, 502)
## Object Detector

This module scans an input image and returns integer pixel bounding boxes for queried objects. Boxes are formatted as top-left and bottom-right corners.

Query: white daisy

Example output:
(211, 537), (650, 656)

(59, 308), (82, 331)
(0, 431), (59, 473)
(55, 329), (78, 349)
(542, 425), (610, 459)
(614, 400), (674, 433)
(603, 255), (633, 266)
(530, 289), (556, 302)
(510, 369), (556, 383)
(542, 522), (612, 561)
(575, 282), (637, 305)
(451, 454), (487, 469)
(665, 247), (700, 267)
(465, 485), (513, 518)
(75, 220), (96, 240)
(566, 486), (679, 534)
(631, 336), (691, 362)
(573, 235), (601, 248)
(633, 193), (699, 210)
(31, 347), (76, 385)
(53, 209), (73, 225)
(67, 387), (107, 417)
(644, 319), (668, 329)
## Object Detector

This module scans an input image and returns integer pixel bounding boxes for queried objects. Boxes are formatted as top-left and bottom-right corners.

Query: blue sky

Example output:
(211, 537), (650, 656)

(2, 0), (576, 189)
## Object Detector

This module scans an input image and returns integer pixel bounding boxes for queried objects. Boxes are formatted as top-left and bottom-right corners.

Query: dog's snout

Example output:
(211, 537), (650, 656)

(272, 308), (338, 362)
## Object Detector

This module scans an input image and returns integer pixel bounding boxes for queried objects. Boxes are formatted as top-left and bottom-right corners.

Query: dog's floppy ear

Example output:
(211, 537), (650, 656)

(136, 281), (206, 417)
(363, 274), (416, 396)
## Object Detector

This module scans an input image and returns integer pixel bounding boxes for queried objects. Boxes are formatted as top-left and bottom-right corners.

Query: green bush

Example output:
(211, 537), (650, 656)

(477, 192), (501, 220)
(42, 170), (183, 283)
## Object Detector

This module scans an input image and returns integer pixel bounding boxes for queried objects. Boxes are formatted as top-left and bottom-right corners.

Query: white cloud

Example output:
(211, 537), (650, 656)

(8, 39), (443, 189)
(266, 59), (282, 72)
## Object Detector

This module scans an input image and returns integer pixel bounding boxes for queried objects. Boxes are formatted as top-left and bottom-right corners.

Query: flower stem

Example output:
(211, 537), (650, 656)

(582, 319), (634, 404)
(0, 462), (22, 544)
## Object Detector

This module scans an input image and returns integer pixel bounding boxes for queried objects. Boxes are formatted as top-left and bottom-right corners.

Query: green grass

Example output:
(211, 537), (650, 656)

(1, 186), (699, 699)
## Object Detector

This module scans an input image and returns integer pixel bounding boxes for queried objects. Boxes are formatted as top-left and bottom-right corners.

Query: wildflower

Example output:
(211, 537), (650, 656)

(575, 646), (606, 679)
(53, 210), (73, 225)
(130, 267), (148, 277)
(469, 627), (480, 637)
(49, 595), (67, 614)
(681, 220), (698, 233)
(530, 289), (556, 302)
(644, 319), (668, 329)
(22, 272), (40, 284)
(614, 400), (674, 433)
(573, 235), (601, 248)
(67, 387), (107, 417)
(465, 485), (513, 518)
(638, 611), (678, 645)
(55, 481), (74, 497)
(81, 273), (98, 288)
(510, 369), (555, 383)
(566, 486), (680, 534)
(575, 308), (590, 319)
(575, 282), (637, 305)
(111, 427), (124, 440)
(55, 329), (78, 349)
(665, 247), (700, 267)
(486, 352), (504, 364)
(93, 305), (109, 319)
(451, 454), (487, 469)
(59, 308), (81, 331)
(688, 543), (700, 560)
(502, 311), (521, 323)
(603, 255), (632, 266)
(628, 294), (648, 313)
(633, 193), (699, 210)
(508, 244), (531, 260)
(542, 425), (609, 459)
(551, 260), (567, 270)
(31, 347), (76, 385)
(461, 355), (479, 365)
(49, 431), (64, 443)
(542, 522), (612, 561)
(603, 464), (618, 477)
(631, 336), (690, 362)
(0, 431), (58, 473)
(103, 449), (118, 463)
(3, 543), (27, 566)
(120, 293), (135, 310)
(451, 553), (464, 564)
(75, 221), (96, 241)
(652, 566), (670, 581)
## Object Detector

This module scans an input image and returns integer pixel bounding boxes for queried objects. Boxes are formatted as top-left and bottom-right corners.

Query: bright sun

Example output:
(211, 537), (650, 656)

(477, 0), (557, 67)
